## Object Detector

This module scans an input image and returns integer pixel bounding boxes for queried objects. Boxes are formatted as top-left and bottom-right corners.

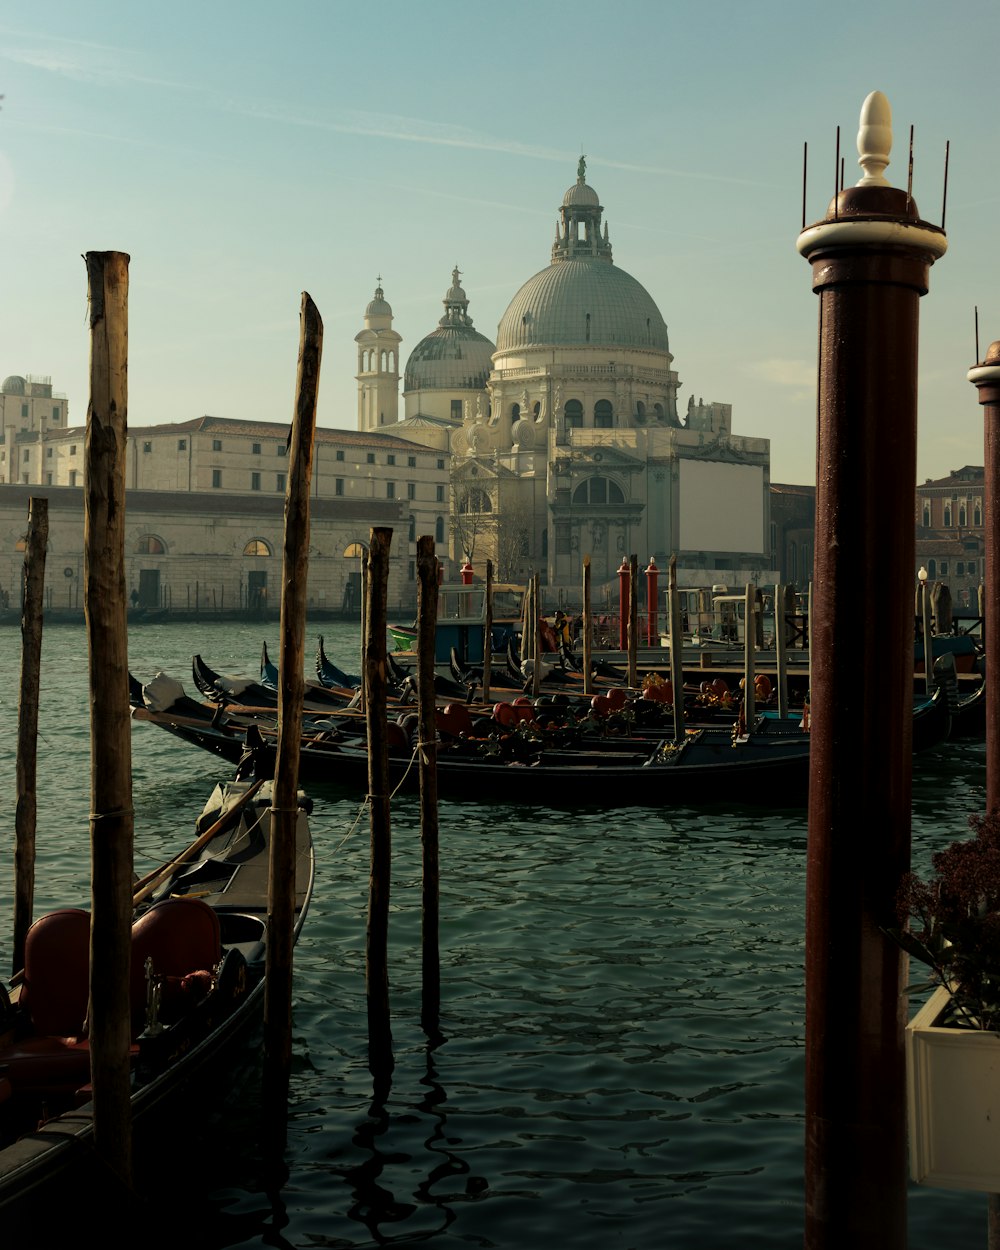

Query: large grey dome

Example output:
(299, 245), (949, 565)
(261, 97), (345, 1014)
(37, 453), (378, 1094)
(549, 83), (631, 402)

(2, 375), (26, 395)
(496, 260), (669, 353)
(404, 268), (496, 393)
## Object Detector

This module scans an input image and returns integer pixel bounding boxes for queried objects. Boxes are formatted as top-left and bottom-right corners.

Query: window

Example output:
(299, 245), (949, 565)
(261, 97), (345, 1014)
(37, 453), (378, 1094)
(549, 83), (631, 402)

(178, 439), (187, 451)
(251, 472), (261, 491)
(436, 484), (444, 502)
(276, 473), (285, 492)
(69, 470), (78, 486)
(243, 539), (272, 557)
(943, 505), (952, 527)
(386, 482), (395, 499)
(212, 469), (222, 488)
(251, 442), (262, 455)
(277, 443), (287, 457)
(52, 406), (60, 421)
(335, 478), (344, 496)
(451, 400), (463, 421)
(940, 561), (949, 576)
(572, 476), (625, 505)
(565, 400), (583, 428)
(212, 439), (222, 451)
(957, 561), (965, 576)
(143, 441), (152, 453)
(459, 488), (492, 513)
(435, 516), (445, 543)
(367, 453), (376, 464)
(69, 445), (77, 455)
(21, 403), (28, 418)
(594, 400), (613, 428)
(46, 448), (52, 459)
(387, 454), (396, 466)
(45, 473), (52, 485)
(437, 459), (445, 470)
(22, 450), (29, 463)
(407, 482), (416, 500)
(136, 534), (166, 555)
(408, 516), (416, 541)
(336, 449), (345, 462)
(408, 455), (416, 468)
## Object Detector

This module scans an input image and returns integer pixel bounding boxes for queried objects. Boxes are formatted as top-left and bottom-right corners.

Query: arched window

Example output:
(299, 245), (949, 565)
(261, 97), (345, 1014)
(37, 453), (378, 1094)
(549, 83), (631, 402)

(533, 401), (541, 417)
(653, 403), (664, 422)
(943, 505), (952, 527)
(634, 401), (645, 424)
(435, 516), (445, 543)
(922, 504), (931, 528)
(459, 488), (492, 513)
(136, 534), (167, 555)
(594, 400), (613, 428)
(975, 501), (983, 526)
(565, 400), (583, 429)
(511, 403), (520, 423)
(571, 476), (625, 505)
(243, 538), (272, 557)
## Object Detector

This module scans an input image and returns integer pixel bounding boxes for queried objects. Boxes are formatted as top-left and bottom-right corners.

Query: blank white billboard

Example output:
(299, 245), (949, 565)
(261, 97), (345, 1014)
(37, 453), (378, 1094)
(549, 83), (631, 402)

(679, 460), (765, 553)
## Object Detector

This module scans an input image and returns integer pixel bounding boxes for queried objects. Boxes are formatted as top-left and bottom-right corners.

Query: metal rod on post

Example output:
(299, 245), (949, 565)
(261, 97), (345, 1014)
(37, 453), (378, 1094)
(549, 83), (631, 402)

(84, 249), (134, 1192)
(365, 526), (394, 1082)
(264, 292), (321, 1126)
(14, 498), (47, 974)
(417, 536), (441, 1037)
(797, 93), (946, 1249)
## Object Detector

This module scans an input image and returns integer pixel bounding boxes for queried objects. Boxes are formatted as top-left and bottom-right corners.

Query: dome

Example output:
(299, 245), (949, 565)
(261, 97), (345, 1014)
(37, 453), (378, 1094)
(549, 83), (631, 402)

(496, 259), (669, 353)
(365, 282), (392, 318)
(2, 375), (26, 395)
(404, 268), (496, 393)
(404, 325), (496, 392)
(563, 180), (600, 208)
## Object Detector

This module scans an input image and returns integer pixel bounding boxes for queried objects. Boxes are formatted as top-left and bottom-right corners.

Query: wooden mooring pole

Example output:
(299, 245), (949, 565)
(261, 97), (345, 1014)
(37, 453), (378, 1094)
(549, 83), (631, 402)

(482, 559), (493, 706)
(627, 554), (638, 689)
(14, 498), (47, 974)
(416, 536), (441, 1036)
(264, 293), (322, 1121)
(797, 93), (946, 1248)
(365, 527), (394, 1079)
(84, 250), (134, 1190)
(582, 555), (593, 696)
(667, 556), (684, 743)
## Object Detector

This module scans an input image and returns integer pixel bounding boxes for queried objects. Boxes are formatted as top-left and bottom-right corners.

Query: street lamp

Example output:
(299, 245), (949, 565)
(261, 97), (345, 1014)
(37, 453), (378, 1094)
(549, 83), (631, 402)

(918, 566), (932, 694)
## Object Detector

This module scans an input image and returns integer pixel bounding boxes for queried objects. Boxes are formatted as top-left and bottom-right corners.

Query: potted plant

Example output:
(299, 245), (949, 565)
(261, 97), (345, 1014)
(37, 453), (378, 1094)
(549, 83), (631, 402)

(890, 812), (1000, 1191)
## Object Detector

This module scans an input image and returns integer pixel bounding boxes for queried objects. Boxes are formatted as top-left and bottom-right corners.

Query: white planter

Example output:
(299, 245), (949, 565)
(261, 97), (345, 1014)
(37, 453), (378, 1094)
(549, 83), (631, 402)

(906, 984), (1000, 1191)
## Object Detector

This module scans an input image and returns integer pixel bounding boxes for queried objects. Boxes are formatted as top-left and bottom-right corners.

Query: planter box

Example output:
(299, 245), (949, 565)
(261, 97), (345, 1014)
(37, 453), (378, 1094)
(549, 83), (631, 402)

(907, 984), (1000, 1191)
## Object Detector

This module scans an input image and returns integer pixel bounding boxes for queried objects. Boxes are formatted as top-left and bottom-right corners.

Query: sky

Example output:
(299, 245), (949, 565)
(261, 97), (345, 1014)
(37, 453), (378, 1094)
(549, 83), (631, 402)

(1, 0), (999, 486)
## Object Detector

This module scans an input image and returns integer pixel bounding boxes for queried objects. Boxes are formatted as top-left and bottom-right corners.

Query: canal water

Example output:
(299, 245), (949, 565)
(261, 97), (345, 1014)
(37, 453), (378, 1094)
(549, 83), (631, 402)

(0, 619), (989, 1248)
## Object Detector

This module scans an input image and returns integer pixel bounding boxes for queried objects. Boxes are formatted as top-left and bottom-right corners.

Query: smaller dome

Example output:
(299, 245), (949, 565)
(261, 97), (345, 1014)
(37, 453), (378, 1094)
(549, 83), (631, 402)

(366, 282), (392, 318)
(2, 375), (26, 395)
(563, 180), (600, 208)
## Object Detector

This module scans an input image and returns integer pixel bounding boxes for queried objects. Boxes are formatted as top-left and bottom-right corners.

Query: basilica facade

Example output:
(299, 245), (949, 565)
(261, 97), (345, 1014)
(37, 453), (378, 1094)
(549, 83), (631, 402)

(359, 160), (775, 596)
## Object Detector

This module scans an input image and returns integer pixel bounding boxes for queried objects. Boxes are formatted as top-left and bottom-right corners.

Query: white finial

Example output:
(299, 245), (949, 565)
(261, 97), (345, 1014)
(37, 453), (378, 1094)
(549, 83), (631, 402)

(856, 91), (893, 187)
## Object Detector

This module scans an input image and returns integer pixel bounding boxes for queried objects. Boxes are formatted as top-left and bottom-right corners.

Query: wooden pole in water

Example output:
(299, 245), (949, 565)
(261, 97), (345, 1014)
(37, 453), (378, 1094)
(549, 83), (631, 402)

(14, 498), (47, 974)
(416, 536), (441, 1035)
(482, 559), (493, 704)
(627, 554), (638, 688)
(365, 526), (394, 1077)
(264, 292), (321, 1118)
(582, 555), (593, 696)
(668, 556), (684, 743)
(775, 584), (793, 720)
(83, 250), (133, 1189)
(531, 572), (542, 699)
(743, 583), (756, 724)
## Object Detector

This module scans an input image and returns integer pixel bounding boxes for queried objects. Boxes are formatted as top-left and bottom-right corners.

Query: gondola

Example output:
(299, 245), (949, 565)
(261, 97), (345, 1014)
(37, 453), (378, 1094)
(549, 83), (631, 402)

(194, 652), (353, 713)
(0, 779), (314, 1222)
(132, 675), (810, 806)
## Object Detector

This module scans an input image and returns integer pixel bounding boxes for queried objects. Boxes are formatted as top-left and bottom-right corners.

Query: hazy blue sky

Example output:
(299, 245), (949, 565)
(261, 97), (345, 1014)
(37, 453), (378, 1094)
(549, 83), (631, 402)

(1, 0), (998, 484)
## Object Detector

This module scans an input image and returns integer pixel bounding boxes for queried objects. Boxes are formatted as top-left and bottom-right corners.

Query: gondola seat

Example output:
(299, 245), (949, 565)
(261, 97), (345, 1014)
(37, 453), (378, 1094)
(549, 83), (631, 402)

(0, 908), (92, 1096)
(129, 897), (222, 1034)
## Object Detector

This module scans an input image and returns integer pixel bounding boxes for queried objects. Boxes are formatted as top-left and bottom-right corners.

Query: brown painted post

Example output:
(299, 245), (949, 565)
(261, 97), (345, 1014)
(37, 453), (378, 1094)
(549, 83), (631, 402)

(416, 536), (440, 1035)
(365, 526), (394, 1078)
(264, 293), (322, 1119)
(531, 572), (542, 699)
(967, 343), (1000, 815)
(14, 498), (47, 974)
(775, 584), (794, 719)
(743, 583), (756, 724)
(627, 554), (638, 688)
(668, 556), (685, 742)
(582, 555), (593, 695)
(482, 559), (493, 704)
(796, 93), (946, 1248)
(84, 250), (134, 1188)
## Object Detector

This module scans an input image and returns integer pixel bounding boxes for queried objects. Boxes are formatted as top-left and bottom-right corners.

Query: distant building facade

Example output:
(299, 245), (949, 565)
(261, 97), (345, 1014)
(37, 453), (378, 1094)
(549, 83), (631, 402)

(770, 483), (815, 588)
(915, 465), (984, 608)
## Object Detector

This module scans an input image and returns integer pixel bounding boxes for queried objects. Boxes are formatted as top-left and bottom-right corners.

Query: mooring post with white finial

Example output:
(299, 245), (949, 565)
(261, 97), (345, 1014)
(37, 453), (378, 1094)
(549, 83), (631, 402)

(797, 92), (947, 1250)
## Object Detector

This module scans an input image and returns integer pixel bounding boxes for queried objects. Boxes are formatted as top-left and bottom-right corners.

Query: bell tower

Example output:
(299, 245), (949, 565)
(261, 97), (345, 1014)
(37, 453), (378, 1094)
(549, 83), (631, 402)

(355, 279), (401, 430)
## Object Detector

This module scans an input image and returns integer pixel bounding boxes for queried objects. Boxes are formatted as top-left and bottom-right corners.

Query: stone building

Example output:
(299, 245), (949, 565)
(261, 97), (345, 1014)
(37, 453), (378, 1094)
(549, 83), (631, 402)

(915, 465), (984, 608)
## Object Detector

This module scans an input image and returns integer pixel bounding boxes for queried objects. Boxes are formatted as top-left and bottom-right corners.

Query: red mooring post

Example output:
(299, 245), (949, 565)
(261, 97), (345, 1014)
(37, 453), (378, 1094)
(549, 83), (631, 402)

(797, 91), (947, 1250)
(968, 342), (1000, 816)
